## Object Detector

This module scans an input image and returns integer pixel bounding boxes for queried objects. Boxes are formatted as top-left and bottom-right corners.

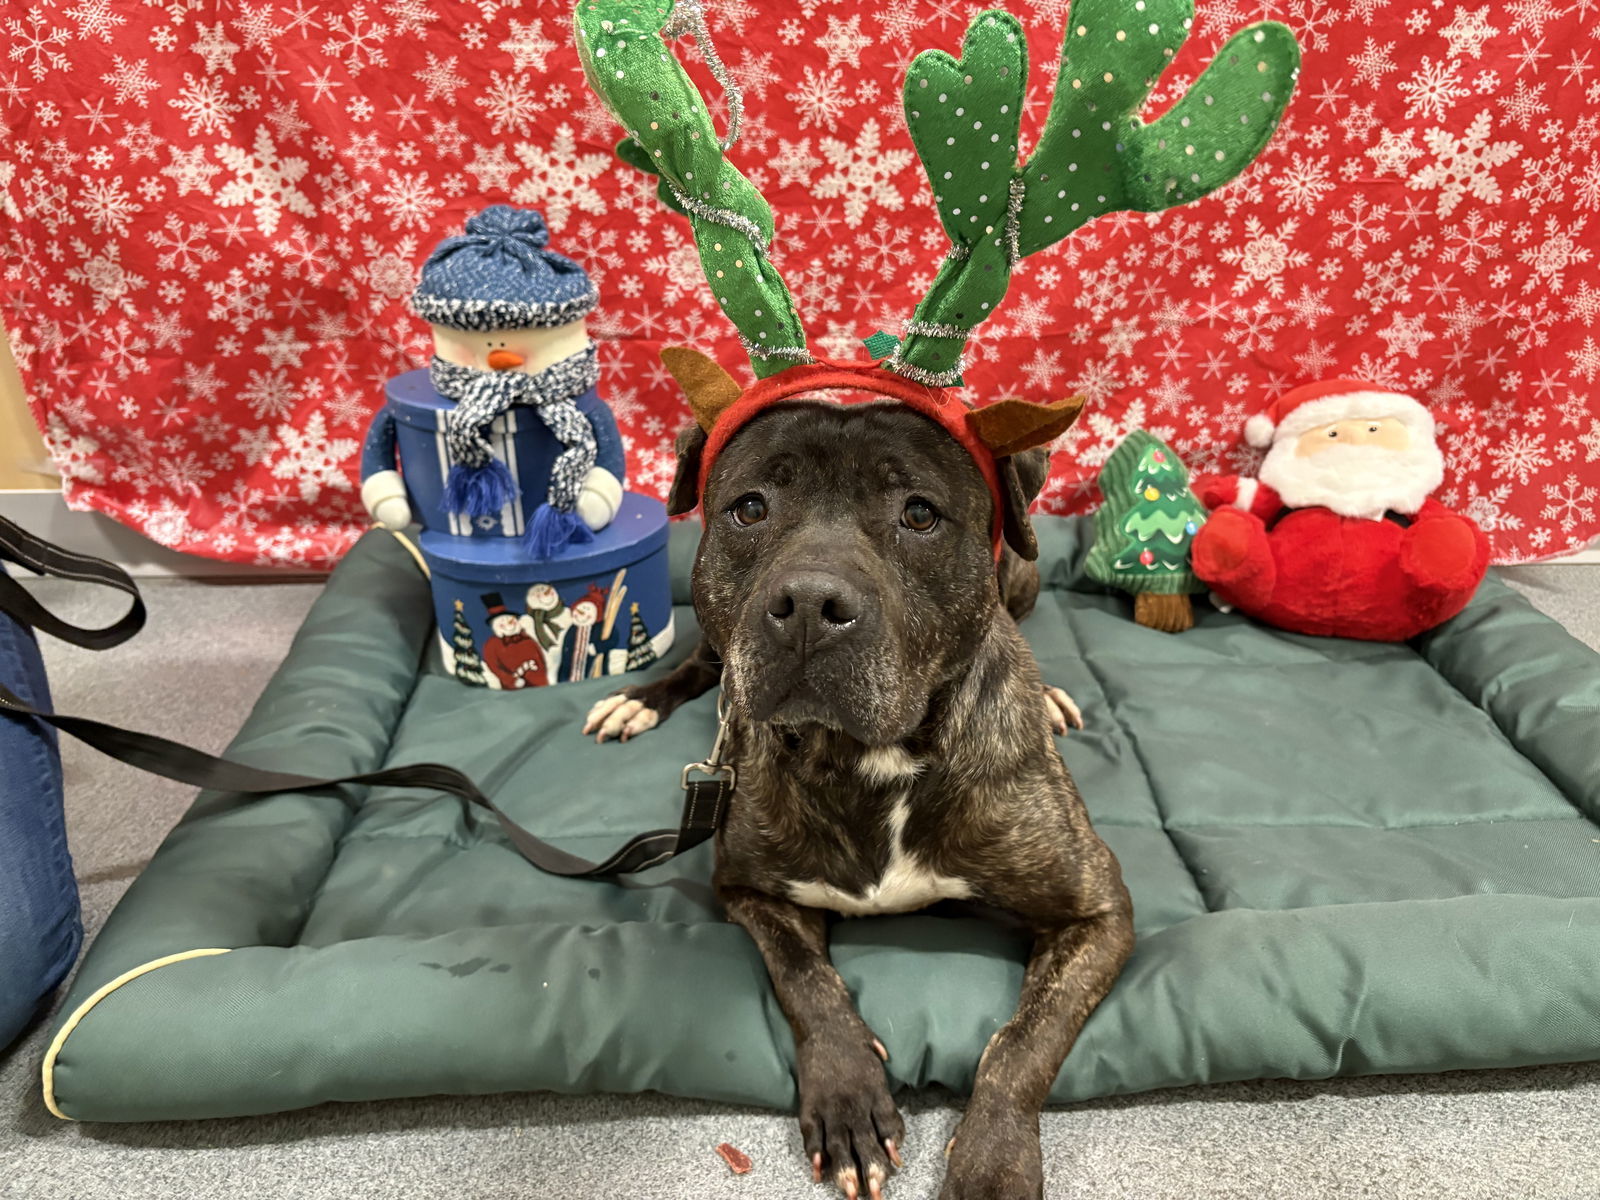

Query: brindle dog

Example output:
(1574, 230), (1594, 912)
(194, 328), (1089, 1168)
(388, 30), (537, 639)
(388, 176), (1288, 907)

(585, 401), (1132, 1200)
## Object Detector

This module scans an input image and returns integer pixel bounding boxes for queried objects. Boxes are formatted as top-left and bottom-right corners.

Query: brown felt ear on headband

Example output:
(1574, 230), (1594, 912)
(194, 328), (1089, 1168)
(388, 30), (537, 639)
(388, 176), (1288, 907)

(661, 347), (743, 434)
(966, 395), (1086, 458)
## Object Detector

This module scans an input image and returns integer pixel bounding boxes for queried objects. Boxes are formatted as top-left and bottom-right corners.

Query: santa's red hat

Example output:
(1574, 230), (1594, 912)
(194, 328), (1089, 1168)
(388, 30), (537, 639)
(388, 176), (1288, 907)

(1244, 379), (1435, 450)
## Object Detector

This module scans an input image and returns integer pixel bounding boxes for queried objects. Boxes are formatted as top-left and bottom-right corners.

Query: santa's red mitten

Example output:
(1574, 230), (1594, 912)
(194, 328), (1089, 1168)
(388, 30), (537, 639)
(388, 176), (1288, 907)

(1193, 474), (1239, 511)
(1191, 506), (1276, 604)
(1399, 516), (1481, 592)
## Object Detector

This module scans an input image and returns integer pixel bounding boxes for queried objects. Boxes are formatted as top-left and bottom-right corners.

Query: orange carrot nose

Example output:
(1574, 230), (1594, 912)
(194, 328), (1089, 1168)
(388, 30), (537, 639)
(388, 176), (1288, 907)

(487, 349), (525, 370)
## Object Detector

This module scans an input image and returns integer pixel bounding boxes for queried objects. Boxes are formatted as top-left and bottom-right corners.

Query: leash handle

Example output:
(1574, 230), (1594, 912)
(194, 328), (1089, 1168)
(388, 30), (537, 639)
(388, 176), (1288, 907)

(0, 518), (724, 878)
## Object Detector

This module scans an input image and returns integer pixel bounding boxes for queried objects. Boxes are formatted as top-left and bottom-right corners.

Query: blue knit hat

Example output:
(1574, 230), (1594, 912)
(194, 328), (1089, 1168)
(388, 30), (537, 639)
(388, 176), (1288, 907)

(411, 206), (599, 332)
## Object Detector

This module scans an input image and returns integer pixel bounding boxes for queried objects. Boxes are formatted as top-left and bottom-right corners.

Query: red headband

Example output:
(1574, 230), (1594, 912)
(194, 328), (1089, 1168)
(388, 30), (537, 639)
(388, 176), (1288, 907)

(695, 360), (1006, 557)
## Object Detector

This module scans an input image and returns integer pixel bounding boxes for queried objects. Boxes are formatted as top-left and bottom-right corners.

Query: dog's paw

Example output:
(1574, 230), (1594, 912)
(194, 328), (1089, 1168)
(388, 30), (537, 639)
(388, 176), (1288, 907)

(1042, 685), (1083, 735)
(939, 1108), (1042, 1199)
(797, 1031), (904, 1199)
(582, 692), (661, 743)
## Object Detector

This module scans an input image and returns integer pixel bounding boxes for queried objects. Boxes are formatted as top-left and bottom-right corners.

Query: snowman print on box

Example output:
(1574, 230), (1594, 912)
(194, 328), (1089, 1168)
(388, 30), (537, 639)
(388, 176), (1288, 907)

(360, 206), (625, 555)
(455, 571), (672, 689)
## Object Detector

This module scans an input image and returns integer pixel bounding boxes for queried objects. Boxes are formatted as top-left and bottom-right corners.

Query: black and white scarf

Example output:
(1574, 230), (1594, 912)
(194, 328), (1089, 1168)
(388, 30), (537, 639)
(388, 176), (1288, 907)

(431, 347), (600, 536)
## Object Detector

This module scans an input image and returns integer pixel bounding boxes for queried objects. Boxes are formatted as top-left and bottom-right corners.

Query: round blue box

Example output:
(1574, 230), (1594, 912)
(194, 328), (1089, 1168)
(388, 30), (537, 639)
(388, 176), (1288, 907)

(420, 493), (674, 689)
(386, 368), (626, 540)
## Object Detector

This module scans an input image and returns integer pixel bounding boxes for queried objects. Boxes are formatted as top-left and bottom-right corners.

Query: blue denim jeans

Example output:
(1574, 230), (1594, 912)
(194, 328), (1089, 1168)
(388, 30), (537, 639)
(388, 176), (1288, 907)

(0, 563), (81, 1049)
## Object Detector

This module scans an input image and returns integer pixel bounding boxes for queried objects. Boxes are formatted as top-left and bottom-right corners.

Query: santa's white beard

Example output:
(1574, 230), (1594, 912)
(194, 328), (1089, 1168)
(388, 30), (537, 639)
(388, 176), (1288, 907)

(1258, 437), (1444, 519)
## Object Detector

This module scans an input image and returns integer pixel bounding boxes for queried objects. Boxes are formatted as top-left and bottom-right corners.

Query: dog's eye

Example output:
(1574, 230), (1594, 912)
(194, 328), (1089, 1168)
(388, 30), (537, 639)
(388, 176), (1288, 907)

(901, 499), (939, 532)
(731, 494), (768, 526)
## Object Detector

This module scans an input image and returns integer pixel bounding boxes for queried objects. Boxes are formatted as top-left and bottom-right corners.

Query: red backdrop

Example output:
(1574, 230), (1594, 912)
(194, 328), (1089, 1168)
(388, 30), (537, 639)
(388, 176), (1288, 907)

(3, 0), (1597, 566)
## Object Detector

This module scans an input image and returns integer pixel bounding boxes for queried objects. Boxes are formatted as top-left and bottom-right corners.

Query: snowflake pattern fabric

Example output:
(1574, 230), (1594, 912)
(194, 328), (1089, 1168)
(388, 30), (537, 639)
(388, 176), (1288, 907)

(2, 0), (1597, 566)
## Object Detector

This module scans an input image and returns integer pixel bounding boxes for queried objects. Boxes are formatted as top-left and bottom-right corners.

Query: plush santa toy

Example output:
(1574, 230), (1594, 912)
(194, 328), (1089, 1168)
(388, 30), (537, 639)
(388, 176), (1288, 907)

(1190, 379), (1489, 642)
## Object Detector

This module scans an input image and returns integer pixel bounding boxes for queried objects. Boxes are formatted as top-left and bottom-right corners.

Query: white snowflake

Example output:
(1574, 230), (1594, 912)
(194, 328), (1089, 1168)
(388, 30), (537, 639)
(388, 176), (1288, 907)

(500, 18), (556, 71)
(475, 71), (540, 135)
(414, 53), (466, 104)
(813, 119), (912, 228)
(1569, 335), (1600, 382)
(1541, 474), (1597, 531)
(323, 6), (389, 73)
(1021, 348), (1065, 389)
(170, 74), (241, 136)
(1519, 216), (1592, 293)
(786, 66), (852, 132)
(72, 176), (140, 236)
(99, 56), (159, 105)
(1398, 56), (1470, 122)
(153, 214), (220, 278)
(1273, 153), (1334, 213)
(269, 413), (359, 502)
(190, 22), (239, 75)
(7, 12), (70, 80)
(1329, 196), (1391, 255)
(1366, 129), (1423, 177)
(44, 414), (103, 484)
(1409, 111), (1521, 216)
(1348, 38), (1399, 86)
(372, 171), (442, 230)
(240, 368), (300, 420)
(465, 143), (517, 193)
(772, 138), (822, 188)
(1496, 79), (1548, 131)
(1377, 311), (1434, 358)
(817, 14), (873, 68)
(1440, 6), (1500, 58)
(1488, 430), (1549, 484)
(509, 125), (611, 230)
(1218, 217), (1311, 298)
(216, 128), (315, 236)
(1442, 210), (1506, 272)
(1055, 397), (1174, 467)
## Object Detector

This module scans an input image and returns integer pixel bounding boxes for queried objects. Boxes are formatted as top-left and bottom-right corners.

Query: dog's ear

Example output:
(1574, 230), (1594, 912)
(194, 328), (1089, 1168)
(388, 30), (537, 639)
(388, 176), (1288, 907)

(661, 346), (742, 434)
(966, 395), (1085, 458)
(996, 447), (1052, 561)
(666, 422), (709, 516)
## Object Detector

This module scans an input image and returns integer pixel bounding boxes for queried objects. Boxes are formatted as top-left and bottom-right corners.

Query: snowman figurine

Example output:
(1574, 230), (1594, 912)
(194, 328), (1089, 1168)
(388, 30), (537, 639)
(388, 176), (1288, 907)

(360, 206), (625, 555)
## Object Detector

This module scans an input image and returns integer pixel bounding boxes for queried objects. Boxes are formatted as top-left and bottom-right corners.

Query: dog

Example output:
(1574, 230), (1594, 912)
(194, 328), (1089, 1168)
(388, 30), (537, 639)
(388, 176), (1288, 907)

(584, 399), (1132, 1199)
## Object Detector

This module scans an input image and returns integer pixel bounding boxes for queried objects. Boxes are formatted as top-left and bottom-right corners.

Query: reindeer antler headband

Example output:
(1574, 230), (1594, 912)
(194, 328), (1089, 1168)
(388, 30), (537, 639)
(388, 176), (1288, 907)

(574, 0), (1300, 541)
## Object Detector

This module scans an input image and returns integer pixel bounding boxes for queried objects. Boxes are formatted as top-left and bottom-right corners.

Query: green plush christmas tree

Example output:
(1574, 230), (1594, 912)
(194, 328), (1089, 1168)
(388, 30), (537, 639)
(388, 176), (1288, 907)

(1085, 432), (1207, 632)
(449, 599), (489, 687)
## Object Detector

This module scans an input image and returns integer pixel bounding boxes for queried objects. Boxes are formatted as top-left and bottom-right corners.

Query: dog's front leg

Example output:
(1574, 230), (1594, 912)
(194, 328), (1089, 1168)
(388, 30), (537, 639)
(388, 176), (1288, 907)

(720, 885), (905, 1199)
(941, 908), (1134, 1200)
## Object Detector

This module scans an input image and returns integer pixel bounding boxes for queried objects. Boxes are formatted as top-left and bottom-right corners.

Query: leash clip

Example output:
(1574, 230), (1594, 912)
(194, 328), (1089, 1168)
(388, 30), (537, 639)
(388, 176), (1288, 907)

(681, 692), (736, 791)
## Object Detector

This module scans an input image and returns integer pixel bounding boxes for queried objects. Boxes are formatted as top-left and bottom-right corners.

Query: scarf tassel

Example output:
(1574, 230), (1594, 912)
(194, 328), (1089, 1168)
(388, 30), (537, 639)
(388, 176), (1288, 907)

(444, 458), (517, 520)
(525, 503), (594, 558)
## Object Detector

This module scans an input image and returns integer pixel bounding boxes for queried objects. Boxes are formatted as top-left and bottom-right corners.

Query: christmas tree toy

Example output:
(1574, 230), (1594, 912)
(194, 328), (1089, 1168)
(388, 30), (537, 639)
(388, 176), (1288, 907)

(359, 204), (676, 689)
(1085, 432), (1208, 632)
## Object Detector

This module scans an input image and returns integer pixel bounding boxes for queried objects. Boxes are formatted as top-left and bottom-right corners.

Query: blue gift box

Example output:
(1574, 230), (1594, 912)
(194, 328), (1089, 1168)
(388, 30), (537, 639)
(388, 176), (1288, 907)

(379, 368), (626, 540)
(420, 493), (674, 689)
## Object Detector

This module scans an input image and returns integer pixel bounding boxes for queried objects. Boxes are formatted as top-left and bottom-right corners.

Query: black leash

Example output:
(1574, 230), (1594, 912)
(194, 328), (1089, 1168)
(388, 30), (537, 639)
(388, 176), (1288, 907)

(0, 514), (731, 879)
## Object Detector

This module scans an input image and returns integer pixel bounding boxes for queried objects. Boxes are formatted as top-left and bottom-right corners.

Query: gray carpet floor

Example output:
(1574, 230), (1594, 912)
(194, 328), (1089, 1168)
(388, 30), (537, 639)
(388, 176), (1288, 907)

(3, 565), (1598, 1199)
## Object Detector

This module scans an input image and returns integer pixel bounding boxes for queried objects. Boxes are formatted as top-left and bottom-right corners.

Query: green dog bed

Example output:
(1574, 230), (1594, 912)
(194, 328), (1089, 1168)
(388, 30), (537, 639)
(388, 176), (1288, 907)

(42, 518), (1600, 1122)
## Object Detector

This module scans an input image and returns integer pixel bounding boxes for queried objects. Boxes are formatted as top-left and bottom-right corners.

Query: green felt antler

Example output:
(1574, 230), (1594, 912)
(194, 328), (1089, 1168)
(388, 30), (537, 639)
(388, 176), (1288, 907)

(574, 0), (809, 377)
(891, 0), (1300, 385)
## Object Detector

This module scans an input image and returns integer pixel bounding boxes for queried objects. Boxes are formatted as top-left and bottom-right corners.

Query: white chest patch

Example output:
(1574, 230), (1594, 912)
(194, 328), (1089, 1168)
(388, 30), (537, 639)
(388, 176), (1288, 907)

(785, 799), (973, 917)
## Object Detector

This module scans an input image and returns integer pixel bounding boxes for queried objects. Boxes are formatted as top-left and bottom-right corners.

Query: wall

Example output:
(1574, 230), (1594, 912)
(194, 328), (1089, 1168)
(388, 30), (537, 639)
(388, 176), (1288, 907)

(0, 327), (56, 490)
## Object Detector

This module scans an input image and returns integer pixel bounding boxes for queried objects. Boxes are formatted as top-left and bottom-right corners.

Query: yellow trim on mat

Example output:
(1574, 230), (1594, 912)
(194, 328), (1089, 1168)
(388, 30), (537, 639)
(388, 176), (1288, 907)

(389, 529), (430, 578)
(41, 948), (232, 1120)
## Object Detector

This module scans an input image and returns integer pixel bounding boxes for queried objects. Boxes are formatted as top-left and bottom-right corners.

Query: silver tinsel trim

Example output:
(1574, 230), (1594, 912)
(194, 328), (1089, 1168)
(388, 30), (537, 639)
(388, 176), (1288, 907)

(945, 243), (971, 262)
(410, 287), (599, 332)
(905, 319), (968, 340)
(739, 335), (812, 362)
(885, 350), (964, 388)
(667, 183), (770, 255)
(663, 0), (743, 152)
(1004, 176), (1026, 267)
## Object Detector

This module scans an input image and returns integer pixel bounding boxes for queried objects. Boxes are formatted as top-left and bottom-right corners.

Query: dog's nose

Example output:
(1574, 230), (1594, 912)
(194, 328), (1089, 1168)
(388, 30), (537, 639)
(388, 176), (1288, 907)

(764, 570), (863, 652)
